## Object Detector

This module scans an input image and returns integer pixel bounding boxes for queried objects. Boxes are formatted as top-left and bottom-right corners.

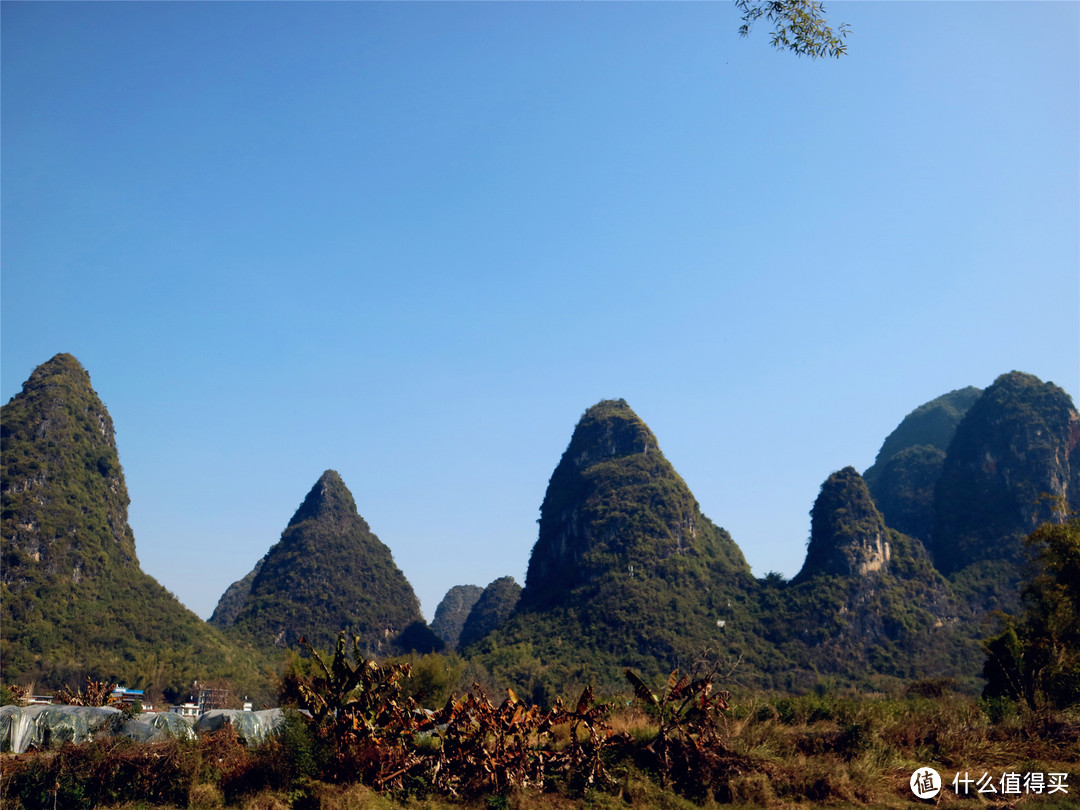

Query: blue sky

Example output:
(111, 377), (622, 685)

(3, 1), (1077, 622)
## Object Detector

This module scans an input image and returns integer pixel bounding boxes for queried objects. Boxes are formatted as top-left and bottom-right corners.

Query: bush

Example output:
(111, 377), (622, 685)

(1, 738), (195, 810)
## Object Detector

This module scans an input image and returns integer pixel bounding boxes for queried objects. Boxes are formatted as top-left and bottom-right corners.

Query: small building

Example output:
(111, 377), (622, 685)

(170, 702), (200, 718)
(110, 686), (145, 709)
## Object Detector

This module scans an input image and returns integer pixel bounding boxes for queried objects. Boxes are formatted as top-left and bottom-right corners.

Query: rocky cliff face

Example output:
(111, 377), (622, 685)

(430, 584), (483, 648)
(226, 470), (431, 654)
(0, 354), (269, 696)
(932, 372), (1080, 576)
(2, 354), (137, 584)
(795, 467), (893, 581)
(864, 387), (981, 545)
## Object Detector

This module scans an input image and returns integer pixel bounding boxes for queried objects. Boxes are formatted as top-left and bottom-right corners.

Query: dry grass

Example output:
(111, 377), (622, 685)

(717, 692), (1080, 808)
(188, 782), (225, 808)
(4, 693), (1078, 809)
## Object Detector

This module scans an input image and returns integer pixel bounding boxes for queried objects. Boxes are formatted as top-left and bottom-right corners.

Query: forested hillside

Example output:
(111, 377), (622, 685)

(0, 354), (273, 702)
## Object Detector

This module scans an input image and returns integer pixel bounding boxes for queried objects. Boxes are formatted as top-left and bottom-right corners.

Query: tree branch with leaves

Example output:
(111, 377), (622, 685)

(735, 1), (850, 58)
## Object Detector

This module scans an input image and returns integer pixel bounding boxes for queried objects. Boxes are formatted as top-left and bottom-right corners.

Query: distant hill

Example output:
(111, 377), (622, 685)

(931, 373), (1080, 618)
(864, 386), (981, 545)
(219, 470), (441, 655)
(0, 354), (273, 701)
(6, 357), (1075, 703)
(864, 373), (1080, 618)
(867, 387), (983, 476)
(470, 379), (1078, 697)
(430, 585), (483, 648)
(458, 577), (521, 651)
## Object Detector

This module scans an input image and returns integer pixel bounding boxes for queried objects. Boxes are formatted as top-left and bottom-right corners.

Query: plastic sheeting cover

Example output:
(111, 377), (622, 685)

(1, 705), (285, 752)
(195, 708), (285, 745)
(0, 705), (123, 753)
(120, 711), (196, 743)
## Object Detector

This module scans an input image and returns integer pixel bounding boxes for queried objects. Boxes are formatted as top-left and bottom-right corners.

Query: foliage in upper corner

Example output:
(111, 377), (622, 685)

(983, 517), (1080, 709)
(735, 0), (850, 58)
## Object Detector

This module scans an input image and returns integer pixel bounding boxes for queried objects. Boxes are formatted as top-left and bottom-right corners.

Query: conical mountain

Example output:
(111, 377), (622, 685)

(522, 399), (751, 605)
(776, 467), (963, 684)
(430, 584), (483, 648)
(1, 354), (271, 698)
(473, 399), (764, 697)
(226, 470), (432, 654)
(932, 372), (1080, 578)
(864, 386), (982, 545)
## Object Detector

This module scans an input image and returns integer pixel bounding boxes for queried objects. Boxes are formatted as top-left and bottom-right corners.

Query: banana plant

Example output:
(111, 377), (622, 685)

(625, 667), (730, 786)
(54, 677), (119, 707)
(295, 631), (427, 787)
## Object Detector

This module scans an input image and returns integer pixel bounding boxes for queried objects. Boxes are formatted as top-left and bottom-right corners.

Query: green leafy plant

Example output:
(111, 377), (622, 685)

(625, 664), (740, 801)
(292, 631), (425, 787)
(983, 518), (1080, 709)
(735, 0), (850, 58)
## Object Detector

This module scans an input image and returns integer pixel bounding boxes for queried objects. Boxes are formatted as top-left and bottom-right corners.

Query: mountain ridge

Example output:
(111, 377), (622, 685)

(6, 353), (1078, 702)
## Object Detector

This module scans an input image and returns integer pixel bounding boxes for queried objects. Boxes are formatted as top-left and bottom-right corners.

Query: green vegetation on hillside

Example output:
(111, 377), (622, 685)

(864, 386), (981, 545)
(470, 400), (769, 697)
(984, 518), (1080, 710)
(226, 470), (436, 656)
(934, 372), (1080, 580)
(430, 584), (483, 648)
(209, 559), (264, 628)
(5, 355), (1079, 724)
(1, 354), (274, 703)
(867, 386), (982, 474)
(457, 577), (521, 651)
(767, 468), (974, 690)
